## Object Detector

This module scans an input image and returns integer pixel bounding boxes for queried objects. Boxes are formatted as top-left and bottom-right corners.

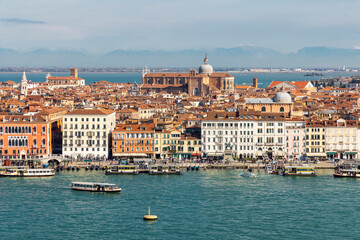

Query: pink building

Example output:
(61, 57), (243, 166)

(285, 120), (306, 161)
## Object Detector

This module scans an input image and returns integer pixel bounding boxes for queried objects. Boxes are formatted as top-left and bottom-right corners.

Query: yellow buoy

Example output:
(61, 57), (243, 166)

(143, 207), (158, 221)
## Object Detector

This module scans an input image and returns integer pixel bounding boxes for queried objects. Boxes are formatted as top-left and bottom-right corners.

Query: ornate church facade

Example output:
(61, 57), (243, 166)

(141, 56), (235, 96)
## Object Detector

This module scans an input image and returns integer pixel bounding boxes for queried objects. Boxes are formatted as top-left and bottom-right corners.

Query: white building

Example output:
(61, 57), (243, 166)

(62, 107), (116, 159)
(202, 113), (255, 159)
(202, 111), (286, 160)
(253, 118), (286, 160)
(325, 119), (358, 160)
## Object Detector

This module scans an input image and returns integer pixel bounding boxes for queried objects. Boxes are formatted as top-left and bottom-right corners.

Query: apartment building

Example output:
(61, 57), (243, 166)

(154, 128), (181, 159)
(112, 123), (155, 159)
(202, 111), (286, 160)
(305, 121), (326, 160)
(325, 119), (358, 160)
(285, 120), (306, 161)
(62, 108), (115, 159)
(0, 115), (50, 163)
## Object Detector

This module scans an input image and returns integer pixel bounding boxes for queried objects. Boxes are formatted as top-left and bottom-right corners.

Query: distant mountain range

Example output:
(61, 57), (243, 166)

(1, 46), (360, 68)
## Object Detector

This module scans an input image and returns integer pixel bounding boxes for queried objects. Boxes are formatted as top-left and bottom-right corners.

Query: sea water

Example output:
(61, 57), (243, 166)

(0, 170), (359, 239)
(0, 72), (355, 87)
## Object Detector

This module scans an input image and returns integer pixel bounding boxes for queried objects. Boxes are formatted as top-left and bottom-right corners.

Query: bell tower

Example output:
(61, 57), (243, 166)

(20, 72), (28, 96)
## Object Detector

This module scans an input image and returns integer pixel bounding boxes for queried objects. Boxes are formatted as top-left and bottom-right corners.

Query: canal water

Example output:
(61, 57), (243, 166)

(1, 169), (359, 239)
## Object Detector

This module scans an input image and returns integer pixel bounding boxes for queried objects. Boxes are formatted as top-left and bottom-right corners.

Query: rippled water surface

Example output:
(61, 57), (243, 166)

(1, 169), (360, 239)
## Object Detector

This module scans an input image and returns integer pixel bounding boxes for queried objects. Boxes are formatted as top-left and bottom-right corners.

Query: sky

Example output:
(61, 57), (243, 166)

(0, 0), (360, 53)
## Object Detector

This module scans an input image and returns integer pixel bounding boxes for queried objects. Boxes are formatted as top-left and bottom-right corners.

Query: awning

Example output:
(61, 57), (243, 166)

(326, 152), (336, 155)
(191, 153), (201, 156)
(115, 153), (148, 157)
(346, 152), (357, 155)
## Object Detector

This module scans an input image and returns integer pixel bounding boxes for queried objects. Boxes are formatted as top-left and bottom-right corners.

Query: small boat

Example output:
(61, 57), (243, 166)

(334, 162), (360, 178)
(240, 172), (256, 177)
(0, 168), (55, 177)
(71, 182), (121, 193)
(191, 166), (196, 171)
(187, 166), (191, 171)
(282, 165), (316, 176)
(105, 165), (139, 175)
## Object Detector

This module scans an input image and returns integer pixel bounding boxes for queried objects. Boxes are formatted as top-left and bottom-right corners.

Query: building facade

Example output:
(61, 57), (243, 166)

(142, 56), (235, 96)
(325, 119), (358, 160)
(62, 108), (115, 159)
(46, 68), (85, 88)
(285, 120), (306, 161)
(112, 123), (155, 159)
(0, 115), (50, 163)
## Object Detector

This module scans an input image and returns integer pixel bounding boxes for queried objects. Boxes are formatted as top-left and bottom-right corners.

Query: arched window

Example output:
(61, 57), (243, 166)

(42, 139), (46, 146)
(5, 127), (8, 133)
(193, 87), (200, 96)
(261, 107), (266, 112)
(280, 107), (284, 112)
(33, 127), (36, 133)
(33, 139), (37, 147)
(15, 139), (18, 146)
(19, 139), (22, 146)
(28, 126), (31, 133)
(25, 139), (28, 146)
(12, 139), (15, 146)
(0, 139), (3, 146)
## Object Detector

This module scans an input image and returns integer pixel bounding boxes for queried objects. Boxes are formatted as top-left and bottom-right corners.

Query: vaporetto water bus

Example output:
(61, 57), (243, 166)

(334, 162), (360, 178)
(0, 166), (29, 174)
(0, 168), (55, 177)
(282, 165), (316, 176)
(71, 182), (121, 193)
(105, 165), (139, 175)
(149, 165), (181, 175)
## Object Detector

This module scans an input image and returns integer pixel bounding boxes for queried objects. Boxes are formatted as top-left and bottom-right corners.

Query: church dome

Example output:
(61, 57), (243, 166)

(273, 92), (292, 103)
(199, 55), (213, 74)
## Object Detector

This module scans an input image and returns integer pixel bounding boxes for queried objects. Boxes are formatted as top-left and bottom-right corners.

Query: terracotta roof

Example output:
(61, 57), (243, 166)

(65, 107), (114, 116)
(47, 77), (83, 80)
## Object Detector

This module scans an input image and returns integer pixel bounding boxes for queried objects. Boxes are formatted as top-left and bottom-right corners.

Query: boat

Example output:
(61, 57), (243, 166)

(304, 73), (324, 77)
(166, 165), (181, 175)
(105, 165), (139, 175)
(333, 162), (360, 178)
(0, 168), (55, 177)
(240, 172), (256, 177)
(0, 166), (29, 174)
(149, 165), (181, 175)
(71, 182), (121, 193)
(281, 165), (316, 176)
(149, 165), (167, 175)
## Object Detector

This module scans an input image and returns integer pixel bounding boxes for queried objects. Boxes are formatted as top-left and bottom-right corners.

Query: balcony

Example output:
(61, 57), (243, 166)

(32, 145), (37, 148)
(41, 132), (46, 135)
(41, 145), (46, 148)
(32, 132), (37, 135)
(69, 135), (73, 138)
(0, 145), (3, 148)
(265, 143), (274, 146)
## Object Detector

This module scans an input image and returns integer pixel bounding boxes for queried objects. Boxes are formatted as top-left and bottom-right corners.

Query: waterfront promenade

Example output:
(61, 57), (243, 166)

(54, 159), (337, 170)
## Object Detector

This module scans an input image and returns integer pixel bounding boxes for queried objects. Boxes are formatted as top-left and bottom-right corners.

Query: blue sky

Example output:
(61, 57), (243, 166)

(1, 0), (360, 53)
